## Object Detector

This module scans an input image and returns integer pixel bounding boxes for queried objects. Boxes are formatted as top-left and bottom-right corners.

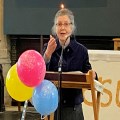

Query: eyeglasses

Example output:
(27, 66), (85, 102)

(56, 22), (72, 28)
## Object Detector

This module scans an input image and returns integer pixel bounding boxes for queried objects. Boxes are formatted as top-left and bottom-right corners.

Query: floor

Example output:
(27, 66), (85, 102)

(0, 106), (41, 120)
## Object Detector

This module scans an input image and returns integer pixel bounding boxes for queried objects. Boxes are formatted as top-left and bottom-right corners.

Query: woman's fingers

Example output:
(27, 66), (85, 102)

(48, 35), (57, 49)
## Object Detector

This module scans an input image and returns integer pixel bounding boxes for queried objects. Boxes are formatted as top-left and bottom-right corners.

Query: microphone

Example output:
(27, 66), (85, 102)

(58, 45), (64, 72)
(58, 35), (69, 72)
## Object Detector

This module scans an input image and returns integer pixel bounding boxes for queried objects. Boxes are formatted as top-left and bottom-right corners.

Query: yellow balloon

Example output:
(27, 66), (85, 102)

(6, 64), (34, 101)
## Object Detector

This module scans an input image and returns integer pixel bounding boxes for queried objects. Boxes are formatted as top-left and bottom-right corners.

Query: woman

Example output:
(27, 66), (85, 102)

(43, 8), (97, 120)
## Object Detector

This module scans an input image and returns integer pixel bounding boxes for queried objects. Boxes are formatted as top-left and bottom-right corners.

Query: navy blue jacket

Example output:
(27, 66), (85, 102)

(43, 37), (92, 106)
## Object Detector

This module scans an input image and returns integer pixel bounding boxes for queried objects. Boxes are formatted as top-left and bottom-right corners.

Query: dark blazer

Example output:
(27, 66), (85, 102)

(43, 37), (94, 106)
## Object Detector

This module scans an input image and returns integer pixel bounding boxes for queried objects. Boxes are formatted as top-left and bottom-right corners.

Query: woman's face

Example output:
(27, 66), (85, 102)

(55, 15), (72, 43)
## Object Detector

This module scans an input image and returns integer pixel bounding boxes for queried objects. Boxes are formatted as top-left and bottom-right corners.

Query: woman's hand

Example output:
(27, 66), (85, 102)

(44, 35), (57, 60)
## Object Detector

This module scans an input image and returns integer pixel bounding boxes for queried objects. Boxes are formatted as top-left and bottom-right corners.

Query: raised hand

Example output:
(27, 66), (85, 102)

(44, 35), (57, 60)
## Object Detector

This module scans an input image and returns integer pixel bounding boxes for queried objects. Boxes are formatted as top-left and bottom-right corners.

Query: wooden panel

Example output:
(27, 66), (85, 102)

(113, 38), (120, 50)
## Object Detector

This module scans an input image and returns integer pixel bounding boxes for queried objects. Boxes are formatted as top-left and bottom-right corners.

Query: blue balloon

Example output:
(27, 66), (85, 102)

(32, 80), (58, 116)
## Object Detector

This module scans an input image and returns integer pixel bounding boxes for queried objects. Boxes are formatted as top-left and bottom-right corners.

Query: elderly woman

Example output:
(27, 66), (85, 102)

(43, 8), (97, 120)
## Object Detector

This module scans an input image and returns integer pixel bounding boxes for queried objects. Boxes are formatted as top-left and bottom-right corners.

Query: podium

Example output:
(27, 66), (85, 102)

(44, 70), (101, 120)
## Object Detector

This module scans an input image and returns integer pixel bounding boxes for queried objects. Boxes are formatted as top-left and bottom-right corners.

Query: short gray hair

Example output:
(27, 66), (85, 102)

(51, 8), (76, 35)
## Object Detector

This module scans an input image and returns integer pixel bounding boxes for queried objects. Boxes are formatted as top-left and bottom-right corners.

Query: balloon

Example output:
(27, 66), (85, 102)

(17, 50), (46, 87)
(6, 64), (34, 101)
(32, 80), (58, 116)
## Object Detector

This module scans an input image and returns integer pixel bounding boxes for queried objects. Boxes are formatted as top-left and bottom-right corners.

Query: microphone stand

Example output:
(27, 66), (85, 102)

(55, 35), (69, 120)
(57, 45), (64, 120)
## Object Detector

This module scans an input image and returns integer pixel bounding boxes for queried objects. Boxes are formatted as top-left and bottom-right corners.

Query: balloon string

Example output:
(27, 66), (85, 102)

(41, 115), (47, 120)
(21, 100), (28, 120)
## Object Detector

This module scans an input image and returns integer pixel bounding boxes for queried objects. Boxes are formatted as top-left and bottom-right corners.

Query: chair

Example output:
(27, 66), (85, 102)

(113, 38), (120, 50)
(45, 70), (101, 120)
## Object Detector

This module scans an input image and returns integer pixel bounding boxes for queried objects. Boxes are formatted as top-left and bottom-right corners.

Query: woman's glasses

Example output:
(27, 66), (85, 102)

(56, 22), (72, 28)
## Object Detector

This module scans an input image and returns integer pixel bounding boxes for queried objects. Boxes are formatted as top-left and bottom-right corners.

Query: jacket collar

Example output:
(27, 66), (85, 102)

(55, 36), (77, 52)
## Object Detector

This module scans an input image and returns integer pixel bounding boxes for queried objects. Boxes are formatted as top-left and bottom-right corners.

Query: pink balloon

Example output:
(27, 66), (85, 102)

(17, 50), (46, 87)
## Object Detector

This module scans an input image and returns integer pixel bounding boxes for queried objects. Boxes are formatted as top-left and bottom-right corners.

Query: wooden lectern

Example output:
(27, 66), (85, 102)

(44, 70), (101, 120)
